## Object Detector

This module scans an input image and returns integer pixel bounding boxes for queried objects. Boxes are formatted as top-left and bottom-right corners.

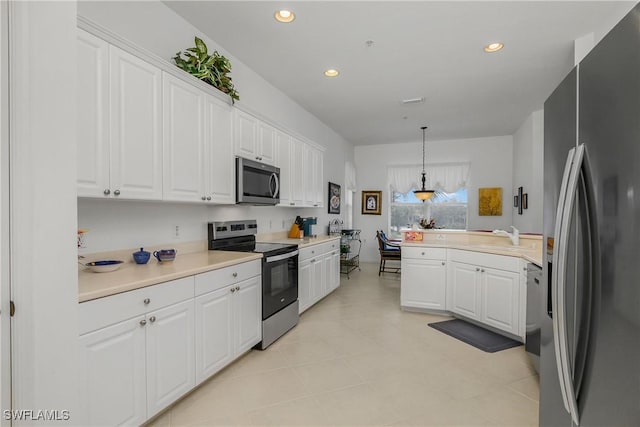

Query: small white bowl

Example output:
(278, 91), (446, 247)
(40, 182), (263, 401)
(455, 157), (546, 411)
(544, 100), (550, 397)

(85, 260), (124, 273)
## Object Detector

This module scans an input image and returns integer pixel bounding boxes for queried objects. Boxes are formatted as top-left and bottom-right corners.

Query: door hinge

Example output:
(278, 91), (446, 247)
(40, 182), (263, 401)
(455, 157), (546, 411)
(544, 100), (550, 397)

(9, 300), (15, 317)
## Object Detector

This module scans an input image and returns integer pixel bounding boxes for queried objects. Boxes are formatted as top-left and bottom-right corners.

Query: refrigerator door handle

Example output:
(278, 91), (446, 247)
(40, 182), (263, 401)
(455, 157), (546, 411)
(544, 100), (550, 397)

(551, 147), (576, 416)
(553, 144), (585, 426)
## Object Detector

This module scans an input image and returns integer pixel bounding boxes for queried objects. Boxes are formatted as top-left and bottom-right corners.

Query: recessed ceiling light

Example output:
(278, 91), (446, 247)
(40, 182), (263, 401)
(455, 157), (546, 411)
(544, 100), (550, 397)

(484, 42), (504, 53)
(274, 9), (295, 23)
(324, 69), (339, 77)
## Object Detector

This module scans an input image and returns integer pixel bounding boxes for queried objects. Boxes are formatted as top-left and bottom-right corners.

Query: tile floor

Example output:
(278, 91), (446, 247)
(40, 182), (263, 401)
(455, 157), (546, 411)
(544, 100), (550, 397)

(148, 262), (539, 427)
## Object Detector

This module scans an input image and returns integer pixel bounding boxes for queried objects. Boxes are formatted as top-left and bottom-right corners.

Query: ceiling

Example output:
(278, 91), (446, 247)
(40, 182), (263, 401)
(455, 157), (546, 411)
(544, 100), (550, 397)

(165, 1), (634, 145)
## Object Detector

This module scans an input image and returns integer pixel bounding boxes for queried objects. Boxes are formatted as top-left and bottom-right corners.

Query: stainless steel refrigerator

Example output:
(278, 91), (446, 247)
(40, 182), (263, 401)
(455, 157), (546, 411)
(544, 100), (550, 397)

(541, 4), (640, 426)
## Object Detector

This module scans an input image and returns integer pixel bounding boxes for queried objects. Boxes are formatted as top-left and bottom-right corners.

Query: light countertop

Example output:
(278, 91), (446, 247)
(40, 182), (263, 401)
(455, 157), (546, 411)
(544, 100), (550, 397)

(79, 250), (262, 303)
(401, 230), (543, 266)
(78, 234), (340, 303)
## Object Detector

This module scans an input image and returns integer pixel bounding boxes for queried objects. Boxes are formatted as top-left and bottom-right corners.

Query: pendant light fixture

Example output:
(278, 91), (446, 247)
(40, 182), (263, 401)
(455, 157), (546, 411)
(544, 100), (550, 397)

(413, 126), (435, 202)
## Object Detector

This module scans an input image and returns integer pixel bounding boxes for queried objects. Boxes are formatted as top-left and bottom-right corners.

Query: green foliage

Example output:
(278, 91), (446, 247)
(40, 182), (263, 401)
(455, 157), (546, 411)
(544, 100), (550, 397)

(173, 36), (239, 102)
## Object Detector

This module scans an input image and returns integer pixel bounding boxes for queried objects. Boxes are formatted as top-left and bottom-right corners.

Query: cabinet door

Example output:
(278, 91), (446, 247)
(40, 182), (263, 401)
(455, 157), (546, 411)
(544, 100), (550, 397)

(302, 144), (314, 207)
(312, 148), (324, 208)
(298, 259), (313, 313)
(162, 73), (205, 202)
(401, 259), (447, 310)
(109, 46), (163, 200)
(206, 95), (234, 204)
(234, 276), (262, 355)
(146, 299), (195, 418)
(79, 317), (146, 427)
(234, 110), (258, 159)
(328, 249), (340, 292)
(448, 262), (482, 320)
(310, 258), (324, 304)
(290, 139), (305, 206)
(275, 130), (292, 206)
(482, 267), (520, 335)
(195, 286), (234, 384)
(77, 30), (110, 198)
(257, 122), (276, 165)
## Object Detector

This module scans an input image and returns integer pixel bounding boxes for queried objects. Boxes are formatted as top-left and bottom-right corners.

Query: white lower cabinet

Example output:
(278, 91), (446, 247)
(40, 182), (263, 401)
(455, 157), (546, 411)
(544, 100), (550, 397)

(79, 277), (195, 426)
(298, 240), (340, 314)
(79, 261), (262, 425)
(447, 261), (482, 320)
(145, 299), (195, 418)
(79, 316), (147, 426)
(402, 247), (526, 340)
(401, 247), (447, 310)
(194, 261), (262, 385)
(481, 267), (520, 336)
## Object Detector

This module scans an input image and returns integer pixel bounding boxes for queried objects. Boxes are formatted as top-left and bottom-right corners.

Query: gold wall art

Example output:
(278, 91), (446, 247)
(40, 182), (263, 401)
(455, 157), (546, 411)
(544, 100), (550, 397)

(478, 187), (503, 216)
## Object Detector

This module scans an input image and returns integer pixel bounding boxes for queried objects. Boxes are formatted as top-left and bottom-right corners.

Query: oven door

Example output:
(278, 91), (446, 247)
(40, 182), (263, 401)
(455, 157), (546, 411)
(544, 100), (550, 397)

(262, 250), (298, 319)
(236, 157), (280, 205)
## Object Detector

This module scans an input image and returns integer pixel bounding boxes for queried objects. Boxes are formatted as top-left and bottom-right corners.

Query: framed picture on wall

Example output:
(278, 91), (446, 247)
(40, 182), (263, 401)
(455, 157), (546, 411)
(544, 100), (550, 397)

(328, 182), (341, 214)
(361, 190), (382, 215)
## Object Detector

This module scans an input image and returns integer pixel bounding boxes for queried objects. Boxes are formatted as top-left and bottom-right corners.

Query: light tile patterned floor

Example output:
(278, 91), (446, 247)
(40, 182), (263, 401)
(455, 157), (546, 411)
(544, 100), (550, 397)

(148, 262), (539, 427)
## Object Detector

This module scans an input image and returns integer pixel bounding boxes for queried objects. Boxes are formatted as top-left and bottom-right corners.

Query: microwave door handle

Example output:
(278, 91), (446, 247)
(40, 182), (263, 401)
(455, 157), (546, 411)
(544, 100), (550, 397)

(272, 173), (280, 199)
(268, 173), (275, 197)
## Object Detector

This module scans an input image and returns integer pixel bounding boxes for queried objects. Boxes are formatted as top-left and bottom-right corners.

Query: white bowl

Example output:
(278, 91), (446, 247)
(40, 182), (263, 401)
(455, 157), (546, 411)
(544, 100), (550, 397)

(85, 260), (124, 273)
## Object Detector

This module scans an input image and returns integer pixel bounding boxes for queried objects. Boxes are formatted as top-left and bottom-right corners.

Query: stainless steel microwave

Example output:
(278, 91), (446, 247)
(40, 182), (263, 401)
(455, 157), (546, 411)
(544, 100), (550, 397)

(236, 157), (280, 205)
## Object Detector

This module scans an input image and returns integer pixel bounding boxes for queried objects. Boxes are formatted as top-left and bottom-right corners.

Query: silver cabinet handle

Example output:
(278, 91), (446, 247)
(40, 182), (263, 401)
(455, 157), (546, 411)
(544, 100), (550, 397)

(103, 189), (111, 195)
(149, 316), (156, 323)
(481, 269), (485, 273)
(232, 272), (238, 278)
(143, 298), (150, 305)
(201, 196), (206, 201)
(139, 319), (147, 326)
(441, 262), (445, 266)
(235, 286), (240, 291)
(290, 202), (295, 206)
(313, 204), (318, 207)
(206, 196), (211, 201)
(475, 267), (480, 272)
(230, 288), (236, 293)
(421, 252), (425, 256)
(114, 190), (120, 196)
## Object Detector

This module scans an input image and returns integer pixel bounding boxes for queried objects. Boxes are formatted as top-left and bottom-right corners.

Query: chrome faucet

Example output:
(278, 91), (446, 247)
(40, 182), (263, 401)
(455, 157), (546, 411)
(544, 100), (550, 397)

(493, 226), (520, 246)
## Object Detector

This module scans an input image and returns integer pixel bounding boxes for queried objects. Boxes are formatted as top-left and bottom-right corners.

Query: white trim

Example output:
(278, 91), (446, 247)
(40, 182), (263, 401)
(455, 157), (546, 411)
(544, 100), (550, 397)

(76, 15), (326, 153)
(0, 0), (12, 421)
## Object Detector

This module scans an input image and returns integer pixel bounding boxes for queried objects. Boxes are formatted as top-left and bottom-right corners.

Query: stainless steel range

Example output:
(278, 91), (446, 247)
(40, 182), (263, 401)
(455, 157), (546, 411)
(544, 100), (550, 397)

(208, 220), (299, 349)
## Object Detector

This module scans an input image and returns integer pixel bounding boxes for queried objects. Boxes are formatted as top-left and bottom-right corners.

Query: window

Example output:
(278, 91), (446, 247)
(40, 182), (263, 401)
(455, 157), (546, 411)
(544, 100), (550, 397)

(345, 190), (354, 228)
(389, 187), (467, 238)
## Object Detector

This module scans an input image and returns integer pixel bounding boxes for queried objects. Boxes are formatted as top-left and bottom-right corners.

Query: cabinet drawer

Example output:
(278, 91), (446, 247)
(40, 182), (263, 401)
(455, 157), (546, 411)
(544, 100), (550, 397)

(79, 276), (195, 335)
(402, 246), (447, 260)
(195, 259), (261, 296)
(299, 239), (340, 261)
(448, 249), (520, 272)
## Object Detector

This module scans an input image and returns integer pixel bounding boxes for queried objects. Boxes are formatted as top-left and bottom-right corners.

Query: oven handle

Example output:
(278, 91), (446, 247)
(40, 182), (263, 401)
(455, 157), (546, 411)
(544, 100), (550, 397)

(265, 250), (299, 263)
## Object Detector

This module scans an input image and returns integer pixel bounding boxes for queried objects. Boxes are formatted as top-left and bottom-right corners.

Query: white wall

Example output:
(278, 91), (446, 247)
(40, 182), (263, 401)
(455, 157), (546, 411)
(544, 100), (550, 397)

(354, 136), (513, 263)
(9, 1), (79, 420)
(512, 110), (544, 233)
(77, 1), (354, 253)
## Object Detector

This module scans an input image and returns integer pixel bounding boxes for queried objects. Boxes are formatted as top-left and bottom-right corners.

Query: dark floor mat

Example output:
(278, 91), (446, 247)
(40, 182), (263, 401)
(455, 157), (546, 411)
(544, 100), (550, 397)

(428, 318), (522, 353)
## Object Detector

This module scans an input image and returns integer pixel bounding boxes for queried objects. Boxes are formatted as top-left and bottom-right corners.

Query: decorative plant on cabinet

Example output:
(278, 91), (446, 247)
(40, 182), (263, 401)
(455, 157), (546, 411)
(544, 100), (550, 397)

(173, 37), (240, 102)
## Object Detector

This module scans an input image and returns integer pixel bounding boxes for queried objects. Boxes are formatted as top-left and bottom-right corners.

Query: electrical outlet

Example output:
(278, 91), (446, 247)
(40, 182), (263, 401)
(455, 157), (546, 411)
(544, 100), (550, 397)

(174, 225), (180, 239)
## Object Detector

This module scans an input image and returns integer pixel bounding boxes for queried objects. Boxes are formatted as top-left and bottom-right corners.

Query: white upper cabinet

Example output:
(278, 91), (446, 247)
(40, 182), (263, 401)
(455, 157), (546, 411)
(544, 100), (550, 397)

(77, 30), (163, 200)
(234, 110), (277, 165)
(77, 30), (110, 198)
(302, 143), (324, 208)
(162, 73), (205, 202)
(257, 122), (277, 165)
(290, 139), (305, 206)
(205, 95), (235, 204)
(275, 130), (292, 206)
(109, 45), (163, 200)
